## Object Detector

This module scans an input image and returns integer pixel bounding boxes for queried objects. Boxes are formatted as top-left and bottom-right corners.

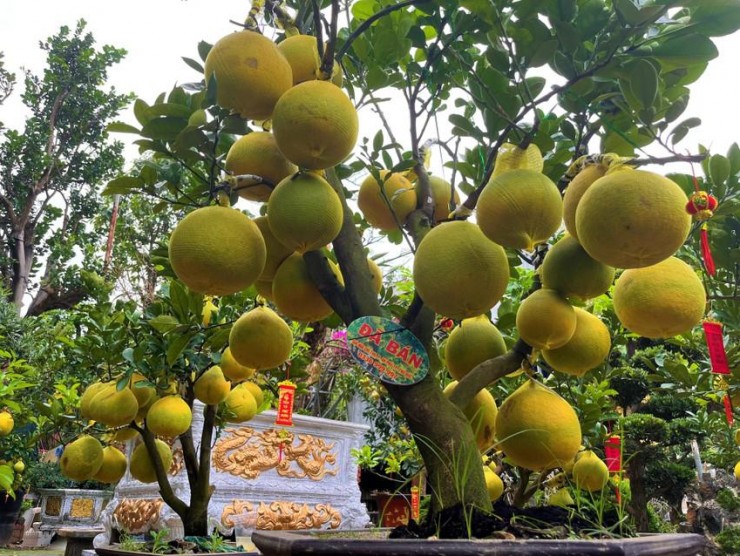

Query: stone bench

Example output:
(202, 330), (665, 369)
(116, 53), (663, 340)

(57, 526), (104, 556)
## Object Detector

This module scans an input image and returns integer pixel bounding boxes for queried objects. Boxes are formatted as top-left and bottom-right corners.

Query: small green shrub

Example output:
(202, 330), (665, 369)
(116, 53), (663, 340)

(717, 489), (740, 512)
(716, 525), (740, 555)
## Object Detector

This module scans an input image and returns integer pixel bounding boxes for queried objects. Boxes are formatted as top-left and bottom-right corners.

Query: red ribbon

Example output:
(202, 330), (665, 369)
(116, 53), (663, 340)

(700, 225), (716, 276)
(411, 487), (420, 521)
(724, 394), (734, 426)
(604, 435), (621, 473)
(703, 321), (730, 374)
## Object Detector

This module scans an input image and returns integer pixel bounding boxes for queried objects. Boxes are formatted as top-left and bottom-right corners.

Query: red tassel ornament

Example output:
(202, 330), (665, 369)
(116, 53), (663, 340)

(686, 189), (718, 276)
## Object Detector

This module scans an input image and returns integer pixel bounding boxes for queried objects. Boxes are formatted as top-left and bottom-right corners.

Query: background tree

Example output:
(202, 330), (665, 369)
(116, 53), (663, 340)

(0, 20), (131, 314)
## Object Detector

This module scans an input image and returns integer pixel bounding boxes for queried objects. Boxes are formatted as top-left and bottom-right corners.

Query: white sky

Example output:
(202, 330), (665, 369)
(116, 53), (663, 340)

(1, 1), (740, 169)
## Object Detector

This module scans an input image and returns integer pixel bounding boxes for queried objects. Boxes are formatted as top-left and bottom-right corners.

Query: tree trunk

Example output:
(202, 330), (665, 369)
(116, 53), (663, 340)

(627, 455), (650, 532)
(10, 226), (27, 311)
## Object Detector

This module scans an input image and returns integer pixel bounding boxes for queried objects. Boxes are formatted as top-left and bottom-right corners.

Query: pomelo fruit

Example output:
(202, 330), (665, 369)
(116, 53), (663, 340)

(575, 169), (691, 268)
(357, 171), (416, 231)
(735, 461), (740, 481)
(735, 429), (740, 447)
(562, 162), (608, 242)
(129, 373), (156, 409)
(229, 306), (293, 369)
(572, 450), (609, 491)
(272, 253), (344, 322)
(540, 235), (615, 300)
(89, 383), (139, 428)
(241, 381), (264, 409)
(428, 175), (460, 223)
(483, 467), (505, 501)
(413, 221), (509, 320)
(146, 395), (192, 438)
(277, 34), (343, 85)
(477, 169), (562, 250)
(445, 315), (507, 380)
(443, 381), (498, 452)
(168, 206), (266, 296)
(516, 289), (576, 350)
(129, 439), (173, 484)
(267, 172), (343, 254)
(224, 383), (258, 423)
(204, 30), (292, 120)
(220, 346), (255, 382)
(0, 411), (13, 436)
(491, 143), (544, 178)
(253, 216), (293, 282)
(495, 380), (582, 471)
(548, 488), (575, 507)
(80, 381), (107, 419)
(613, 256), (706, 338)
(194, 366), (231, 405)
(60, 435), (104, 482)
(542, 308), (611, 376)
(225, 132), (297, 202)
(114, 427), (139, 442)
(367, 258), (383, 293)
(272, 80), (358, 170)
(92, 446), (127, 484)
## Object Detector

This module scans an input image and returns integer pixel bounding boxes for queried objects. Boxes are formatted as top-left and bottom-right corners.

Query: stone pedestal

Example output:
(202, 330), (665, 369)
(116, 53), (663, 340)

(37, 489), (111, 527)
(96, 406), (369, 545)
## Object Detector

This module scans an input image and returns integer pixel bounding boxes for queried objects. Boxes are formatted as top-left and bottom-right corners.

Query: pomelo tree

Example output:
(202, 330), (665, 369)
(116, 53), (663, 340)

(60, 0), (740, 537)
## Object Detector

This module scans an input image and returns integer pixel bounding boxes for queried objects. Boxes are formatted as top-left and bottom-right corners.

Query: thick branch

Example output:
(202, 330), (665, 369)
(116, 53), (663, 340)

(194, 403), (217, 504)
(303, 249), (354, 323)
(319, 0), (340, 79)
(135, 424), (189, 517)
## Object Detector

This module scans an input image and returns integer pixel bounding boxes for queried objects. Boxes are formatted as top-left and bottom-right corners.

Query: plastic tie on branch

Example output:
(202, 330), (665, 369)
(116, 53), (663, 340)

(448, 204), (473, 220)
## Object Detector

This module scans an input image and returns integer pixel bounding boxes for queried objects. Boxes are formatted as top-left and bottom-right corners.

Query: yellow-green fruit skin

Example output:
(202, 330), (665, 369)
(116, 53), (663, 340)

(445, 316), (507, 380)
(194, 366), (231, 405)
(429, 176), (460, 223)
(277, 35), (343, 85)
(204, 30), (292, 120)
(413, 221), (509, 320)
(562, 164), (608, 242)
(443, 382), (498, 452)
(735, 461), (740, 481)
(540, 235), (615, 300)
(242, 382), (265, 409)
(542, 308), (611, 377)
(495, 380), (582, 471)
(129, 439), (173, 484)
(271, 80), (358, 170)
(60, 436), (104, 482)
(92, 446), (128, 484)
(477, 169), (563, 250)
(0, 411), (14, 436)
(224, 384), (258, 423)
(229, 306), (293, 370)
(572, 450), (609, 492)
(220, 347), (255, 383)
(129, 373), (156, 409)
(168, 206), (266, 296)
(272, 253), (344, 323)
(146, 396), (192, 438)
(483, 467), (504, 501)
(575, 169), (691, 269)
(516, 289), (577, 350)
(254, 216), (293, 282)
(548, 488), (575, 507)
(225, 132), (297, 202)
(267, 173), (343, 254)
(357, 171), (417, 231)
(613, 257), (706, 338)
(80, 382), (107, 419)
(89, 383), (140, 428)
(735, 429), (740, 447)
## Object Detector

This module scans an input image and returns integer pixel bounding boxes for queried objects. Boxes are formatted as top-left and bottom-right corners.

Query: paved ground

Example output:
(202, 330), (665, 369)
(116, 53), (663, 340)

(0, 536), (66, 556)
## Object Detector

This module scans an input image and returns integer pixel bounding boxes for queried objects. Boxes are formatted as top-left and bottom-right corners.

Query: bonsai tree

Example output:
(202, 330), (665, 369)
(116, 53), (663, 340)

(57, 0), (740, 538)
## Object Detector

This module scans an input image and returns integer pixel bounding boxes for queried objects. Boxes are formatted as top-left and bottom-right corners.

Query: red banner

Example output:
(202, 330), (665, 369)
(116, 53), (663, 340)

(275, 381), (296, 426)
(724, 394), (734, 426)
(703, 321), (730, 374)
(410, 486), (420, 521)
(605, 435), (621, 473)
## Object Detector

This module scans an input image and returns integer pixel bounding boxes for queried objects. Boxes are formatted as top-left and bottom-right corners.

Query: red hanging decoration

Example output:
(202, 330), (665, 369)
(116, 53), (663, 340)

(275, 380), (297, 426)
(703, 320), (730, 374)
(604, 435), (622, 473)
(685, 188), (718, 276)
(411, 486), (420, 521)
(724, 394), (734, 426)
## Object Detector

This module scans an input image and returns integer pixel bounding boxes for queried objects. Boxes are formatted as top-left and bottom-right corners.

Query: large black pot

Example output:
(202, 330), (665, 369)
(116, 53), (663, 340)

(252, 529), (709, 556)
(0, 490), (25, 547)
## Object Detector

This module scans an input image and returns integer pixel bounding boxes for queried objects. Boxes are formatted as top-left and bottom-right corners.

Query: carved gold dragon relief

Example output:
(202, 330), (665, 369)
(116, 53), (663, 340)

(212, 427), (338, 481)
(221, 500), (342, 530)
(113, 498), (164, 533)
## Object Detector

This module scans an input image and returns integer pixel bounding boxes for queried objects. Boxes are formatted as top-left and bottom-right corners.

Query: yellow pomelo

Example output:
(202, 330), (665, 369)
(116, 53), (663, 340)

(204, 30), (292, 120)
(114, 427), (139, 442)
(483, 467), (505, 501)
(13, 461), (24, 473)
(241, 381), (264, 409)
(92, 446), (127, 484)
(613, 256), (706, 338)
(273, 253), (344, 322)
(225, 132), (298, 202)
(548, 488), (575, 507)
(229, 306), (293, 369)
(563, 163), (608, 242)
(495, 380), (582, 471)
(194, 366), (231, 405)
(129, 439), (173, 484)
(491, 143), (544, 177)
(255, 279), (275, 301)
(224, 383), (258, 423)
(267, 172), (343, 254)
(137, 394), (158, 421)
(129, 373), (156, 409)
(169, 206), (266, 296)
(220, 347), (255, 383)
(516, 289), (576, 350)
(358, 171), (417, 231)
(80, 381), (107, 419)
(735, 461), (740, 481)
(272, 80), (358, 170)
(0, 412), (13, 436)
(445, 315), (507, 380)
(542, 308), (611, 376)
(428, 176), (460, 223)
(540, 235), (615, 300)
(477, 169), (562, 250)
(575, 169), (691, 268)
(253, 216), (293, 282)
(367, 258), (383, 293)
(146, 396), (192, 438)
(735, 429), (740, 447)
(277, 34), (343, 85)
(443, 381), (498, 452)
(572, 450), (609, 491)
(89, 383), (140, 428)
(60, 435), (104, 482)
(413, 221), (509, 320)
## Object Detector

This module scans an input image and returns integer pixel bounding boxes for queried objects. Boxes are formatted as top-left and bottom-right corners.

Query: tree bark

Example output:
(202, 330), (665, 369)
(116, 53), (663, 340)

(627, 454), (650, 532)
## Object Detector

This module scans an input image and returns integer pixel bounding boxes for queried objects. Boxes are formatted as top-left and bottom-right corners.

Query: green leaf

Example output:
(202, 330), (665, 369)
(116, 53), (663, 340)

(106, 121), (140, 134)
(133, 99), (152, 126)
(614, 0), (642, 26)
(351, 0), (378, 21)
(649, 34), (719, 69)
(182, 56), (204, 73)
(727, 143), (740, 176)
(103, 176), (145, 196)
(145, 103), (193, 119)
(149, 315), (181, 334)
(629, 59), (658, 108)
(691, 1), (740, 37)
(139, 165), (157, 186)
(197, 41), (213, 63)
(709, 154), (731, 186)
(166, 333), (193, 366)
(141, 117), (189, 141)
